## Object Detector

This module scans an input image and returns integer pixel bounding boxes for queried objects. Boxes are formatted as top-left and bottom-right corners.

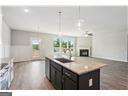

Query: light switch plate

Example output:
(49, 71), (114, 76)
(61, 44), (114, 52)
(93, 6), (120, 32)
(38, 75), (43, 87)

(89, 78), (93, 87)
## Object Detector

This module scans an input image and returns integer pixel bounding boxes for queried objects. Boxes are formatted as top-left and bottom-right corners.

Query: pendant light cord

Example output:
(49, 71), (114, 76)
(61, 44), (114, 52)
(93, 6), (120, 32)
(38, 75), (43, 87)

(79, 6), (80, 21)
(58, 11), (62, 36)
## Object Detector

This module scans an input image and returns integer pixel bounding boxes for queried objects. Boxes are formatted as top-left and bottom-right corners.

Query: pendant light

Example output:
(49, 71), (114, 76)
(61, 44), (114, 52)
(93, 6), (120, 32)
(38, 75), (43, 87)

(85, 31), (89, 37)
(78, 6), (81, 27)
(37, 25), (41, 43)
(77, 6), (84, 31)
(77, 6), (93, 37)
(85, 31), (93, 37)
(58, 11), (62, 36)
(58, 11), (62, 53)
(36, 22), (41, 43)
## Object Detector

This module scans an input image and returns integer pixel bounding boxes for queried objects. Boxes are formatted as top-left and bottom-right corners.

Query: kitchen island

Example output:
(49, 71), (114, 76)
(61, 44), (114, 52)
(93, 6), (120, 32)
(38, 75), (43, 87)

(45, 57), (106, 90)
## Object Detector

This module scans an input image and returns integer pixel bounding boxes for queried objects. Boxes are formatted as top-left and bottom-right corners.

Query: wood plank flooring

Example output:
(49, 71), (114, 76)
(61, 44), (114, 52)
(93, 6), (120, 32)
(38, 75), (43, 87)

(10, 61), (54, 90)
(99, 59), (128, 90)
(10, 59), (128, 90)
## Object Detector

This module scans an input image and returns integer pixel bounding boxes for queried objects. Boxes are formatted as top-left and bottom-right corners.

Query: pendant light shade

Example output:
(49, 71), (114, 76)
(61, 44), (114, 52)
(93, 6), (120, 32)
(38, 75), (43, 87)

(84, 31), (93, 37)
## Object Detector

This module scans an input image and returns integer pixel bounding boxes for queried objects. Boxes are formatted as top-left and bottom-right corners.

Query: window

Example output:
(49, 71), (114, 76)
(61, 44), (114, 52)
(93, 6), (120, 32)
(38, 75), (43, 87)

(32, 39), (40, 51)
(54, 38), (60, 52)
(54, 36), (75, 55)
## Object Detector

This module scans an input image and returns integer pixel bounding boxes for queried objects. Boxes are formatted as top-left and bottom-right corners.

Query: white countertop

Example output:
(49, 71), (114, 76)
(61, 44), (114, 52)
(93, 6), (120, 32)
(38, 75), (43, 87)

(47, 56), (107, 75)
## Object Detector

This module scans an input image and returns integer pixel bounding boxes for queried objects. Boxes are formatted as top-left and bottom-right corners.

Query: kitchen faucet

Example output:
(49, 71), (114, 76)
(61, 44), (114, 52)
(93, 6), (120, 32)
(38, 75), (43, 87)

(65, 48), (72, 60)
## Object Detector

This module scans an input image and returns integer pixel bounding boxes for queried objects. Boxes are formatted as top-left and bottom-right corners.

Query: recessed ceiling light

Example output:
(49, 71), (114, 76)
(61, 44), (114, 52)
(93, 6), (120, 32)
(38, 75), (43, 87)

(24, 9), (29, 13)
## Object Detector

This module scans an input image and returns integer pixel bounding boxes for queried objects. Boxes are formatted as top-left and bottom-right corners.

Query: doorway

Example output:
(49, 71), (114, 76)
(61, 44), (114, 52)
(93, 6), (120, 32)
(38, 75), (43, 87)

(31, 38), (41, 59)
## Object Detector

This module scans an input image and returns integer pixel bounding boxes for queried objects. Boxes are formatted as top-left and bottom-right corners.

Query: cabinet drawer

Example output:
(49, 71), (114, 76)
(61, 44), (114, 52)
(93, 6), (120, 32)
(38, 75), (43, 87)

(51, 61), (62, 71)
(63, 68), (78, 82)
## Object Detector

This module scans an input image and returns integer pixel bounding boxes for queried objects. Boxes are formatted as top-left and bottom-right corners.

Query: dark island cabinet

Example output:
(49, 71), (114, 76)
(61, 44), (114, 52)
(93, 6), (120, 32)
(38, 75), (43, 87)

(45, 58), (100, 90)
(50, 61), (62, 90)
(62, 74), (77, 90)
(62, 68), (78, 90)
(50, 65), (62, 89)
(45, 57), (50, 80)
(79, 69), (100, 90)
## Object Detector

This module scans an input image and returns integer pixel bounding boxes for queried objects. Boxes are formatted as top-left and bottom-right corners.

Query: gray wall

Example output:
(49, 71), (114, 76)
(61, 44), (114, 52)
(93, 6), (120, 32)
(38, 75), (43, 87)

(0, 18), (11, 59)
(11, 30), (57, 62)
(0, 7), (2, 45)
(92, 29), (127, 62)
(11, 30), (79, 62)
(126, 7), (128, 61)
(92, 7), (127, 62)
(11, 29), (127, 62)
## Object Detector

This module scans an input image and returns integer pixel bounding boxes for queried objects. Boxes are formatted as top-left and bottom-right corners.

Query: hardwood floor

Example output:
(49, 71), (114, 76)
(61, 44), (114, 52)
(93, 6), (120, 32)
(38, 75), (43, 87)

(10, 61), (54, 90)
(10, 59), (128, 90)
(99, 59), (128, 90)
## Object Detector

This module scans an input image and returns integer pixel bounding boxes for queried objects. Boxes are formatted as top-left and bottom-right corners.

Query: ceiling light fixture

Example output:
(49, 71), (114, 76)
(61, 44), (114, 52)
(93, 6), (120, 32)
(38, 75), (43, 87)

(77, 6), (93, 37)
(85, 31), (89, 37)
(37, 24), (42, 43)
(24, 9), (29, 13)
(58, 11), (62, 36)
(77, 6), (81, 28)
(84, 31), (93, 37)
(77, 6), (84, 28)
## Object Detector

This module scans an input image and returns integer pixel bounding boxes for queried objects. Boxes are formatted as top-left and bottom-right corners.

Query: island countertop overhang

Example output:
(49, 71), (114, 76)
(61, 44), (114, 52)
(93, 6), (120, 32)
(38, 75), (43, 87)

(46, 56), (107, 75)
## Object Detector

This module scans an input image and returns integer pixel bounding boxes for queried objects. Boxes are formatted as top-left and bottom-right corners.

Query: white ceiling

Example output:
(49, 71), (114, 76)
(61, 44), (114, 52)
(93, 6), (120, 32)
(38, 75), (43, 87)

(2, 6), (126, 36)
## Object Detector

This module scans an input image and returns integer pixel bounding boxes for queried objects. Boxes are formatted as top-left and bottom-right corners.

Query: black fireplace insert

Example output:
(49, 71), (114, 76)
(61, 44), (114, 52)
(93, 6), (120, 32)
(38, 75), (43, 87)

(80, 49), (89, 57)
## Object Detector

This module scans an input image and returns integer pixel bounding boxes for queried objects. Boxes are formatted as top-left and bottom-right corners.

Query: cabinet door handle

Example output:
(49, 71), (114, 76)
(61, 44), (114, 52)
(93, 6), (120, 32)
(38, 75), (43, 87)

(62, 75), (64, 83)
(65, 72), (71, 77)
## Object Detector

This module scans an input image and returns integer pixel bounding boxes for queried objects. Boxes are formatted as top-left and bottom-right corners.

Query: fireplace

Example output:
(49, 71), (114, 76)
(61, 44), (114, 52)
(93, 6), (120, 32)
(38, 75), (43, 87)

(79, 49), (89, 57)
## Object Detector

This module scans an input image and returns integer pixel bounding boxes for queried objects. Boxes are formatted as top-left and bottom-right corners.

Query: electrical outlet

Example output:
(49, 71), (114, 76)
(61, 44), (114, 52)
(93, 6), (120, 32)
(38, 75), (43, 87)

(89, 78), (93, 87)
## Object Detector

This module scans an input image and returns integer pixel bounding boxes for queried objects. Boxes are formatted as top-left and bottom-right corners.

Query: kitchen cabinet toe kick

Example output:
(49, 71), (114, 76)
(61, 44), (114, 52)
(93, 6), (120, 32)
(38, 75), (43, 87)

(45, 57), (100, 90)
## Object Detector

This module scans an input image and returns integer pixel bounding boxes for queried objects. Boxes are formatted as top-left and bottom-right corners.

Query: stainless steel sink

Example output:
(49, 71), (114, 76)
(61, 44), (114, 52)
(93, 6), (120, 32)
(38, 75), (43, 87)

(55, 58), (73, 63)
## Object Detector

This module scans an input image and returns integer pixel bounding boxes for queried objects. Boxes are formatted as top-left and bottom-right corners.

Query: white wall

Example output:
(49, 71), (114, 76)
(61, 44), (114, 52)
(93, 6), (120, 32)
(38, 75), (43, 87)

(11, 30), (78, 62)
(40, 33), (55, 58)
(12, 29), (127, 62)
(11, 45), (32, 62)
(2, 20), (11, 45)
(126, 7), (128, 61)
(0, 7), (11, 59)
(92, 30), (127, 62)
(76, 37), (92, 56)
(1, 20), (11, 58)
(92, 7), (127, 62)
(0, 7), (2, 45)
(0, 7), (2, 59)
(11, 30), (56, 62)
